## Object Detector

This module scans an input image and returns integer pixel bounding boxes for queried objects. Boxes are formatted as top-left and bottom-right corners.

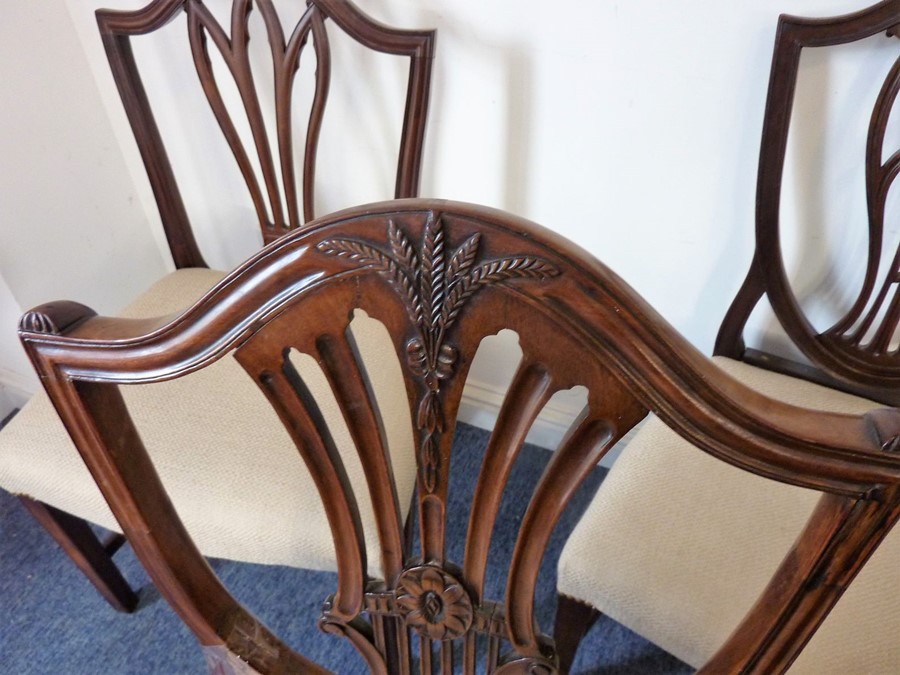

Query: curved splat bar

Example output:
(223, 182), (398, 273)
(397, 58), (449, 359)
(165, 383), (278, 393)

(21, 200), (900, 672)
(314, 330), (405, 584)
(505, 374), (646, 660)
(834, 54), (900, 342)
(462, 361), (555, 603)
(235, 348), (367, 622)
(303, 9), (331, 225)
(186, 1), (276, 233)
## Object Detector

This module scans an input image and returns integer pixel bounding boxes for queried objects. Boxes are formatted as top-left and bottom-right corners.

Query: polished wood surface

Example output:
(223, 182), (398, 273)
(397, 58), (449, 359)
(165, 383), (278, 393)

(716, 0), (900, 404)
(556, 1), (900, 670)
(20, 200), (900, 673)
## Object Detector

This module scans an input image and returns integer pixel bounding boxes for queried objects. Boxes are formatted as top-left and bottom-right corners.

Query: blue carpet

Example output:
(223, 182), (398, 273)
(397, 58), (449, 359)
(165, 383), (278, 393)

(0, 422), (690, 674)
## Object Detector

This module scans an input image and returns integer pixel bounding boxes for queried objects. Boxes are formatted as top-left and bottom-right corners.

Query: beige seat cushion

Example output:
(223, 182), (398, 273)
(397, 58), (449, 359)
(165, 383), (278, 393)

(0, 268), (416, 577)
(558, 356), (899, 673)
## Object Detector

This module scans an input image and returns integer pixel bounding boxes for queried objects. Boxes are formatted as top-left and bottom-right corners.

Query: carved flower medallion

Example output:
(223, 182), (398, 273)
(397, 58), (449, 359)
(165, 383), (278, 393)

(395, 565), (474, 641)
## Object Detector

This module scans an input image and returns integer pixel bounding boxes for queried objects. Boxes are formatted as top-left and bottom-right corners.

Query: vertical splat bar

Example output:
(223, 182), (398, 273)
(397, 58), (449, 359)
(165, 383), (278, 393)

(420, 635), (432, 675)
(505, 414), (619, 658)
(314, 330), (406, 584)
(228, 0), (286, 229)
(395, 622), (412, 675)
(463, 362), (554, 599)
(237, 349), (367, 622)
(257, 0), (314, 231)
(834, 55), (900, 338)
(439, 641), (453, 674)
(303, 8), (332, 223)
(462, 361), (554, 670)
(186, 1), (271, 230)
(487, 635), (500, 673)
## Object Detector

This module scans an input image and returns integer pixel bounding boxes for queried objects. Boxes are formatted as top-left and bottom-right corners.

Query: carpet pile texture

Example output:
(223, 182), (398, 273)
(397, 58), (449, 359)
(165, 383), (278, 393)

(0, 422), (689, 674)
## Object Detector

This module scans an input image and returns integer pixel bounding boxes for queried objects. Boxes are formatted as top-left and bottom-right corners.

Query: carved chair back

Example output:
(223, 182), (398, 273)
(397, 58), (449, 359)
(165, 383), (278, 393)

(19, 201), (900, 673)
(715, 0), (900, 405)
(98, 0), (434, 268)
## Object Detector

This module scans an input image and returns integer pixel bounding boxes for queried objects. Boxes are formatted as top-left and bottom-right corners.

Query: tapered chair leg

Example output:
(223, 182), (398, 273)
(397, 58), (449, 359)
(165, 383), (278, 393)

(554, 593), (600, 674)
(19, 496), (138, 613)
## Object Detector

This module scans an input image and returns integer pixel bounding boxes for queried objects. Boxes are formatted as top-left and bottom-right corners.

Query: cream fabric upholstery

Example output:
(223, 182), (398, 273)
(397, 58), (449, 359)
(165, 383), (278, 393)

(558, 356), (899, 673)
(0, 268), (416, 577)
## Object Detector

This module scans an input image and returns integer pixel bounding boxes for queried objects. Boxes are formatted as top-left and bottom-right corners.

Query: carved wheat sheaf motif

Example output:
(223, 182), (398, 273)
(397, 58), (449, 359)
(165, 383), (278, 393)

(317, 213), (559, 492)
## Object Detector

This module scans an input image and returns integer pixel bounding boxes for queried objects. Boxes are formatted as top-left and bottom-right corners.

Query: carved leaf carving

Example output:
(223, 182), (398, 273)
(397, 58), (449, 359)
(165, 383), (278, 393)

(317, 212), (559, 492)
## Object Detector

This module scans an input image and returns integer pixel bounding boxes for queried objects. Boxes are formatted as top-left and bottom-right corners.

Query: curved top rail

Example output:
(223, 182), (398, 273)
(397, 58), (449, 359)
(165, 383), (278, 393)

(779, 0), (900, 48)
(97, 0), (436, 51)
(20, 199), (900, 496)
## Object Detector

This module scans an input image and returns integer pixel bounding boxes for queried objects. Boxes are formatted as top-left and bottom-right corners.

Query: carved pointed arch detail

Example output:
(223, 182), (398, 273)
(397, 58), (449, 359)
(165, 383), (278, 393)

(97, 0), (435, 266)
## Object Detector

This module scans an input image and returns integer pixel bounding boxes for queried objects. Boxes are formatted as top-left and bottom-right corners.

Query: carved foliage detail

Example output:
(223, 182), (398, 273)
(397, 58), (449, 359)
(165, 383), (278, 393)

(317, 213), (559, 492)
(395, 565), (474, 641)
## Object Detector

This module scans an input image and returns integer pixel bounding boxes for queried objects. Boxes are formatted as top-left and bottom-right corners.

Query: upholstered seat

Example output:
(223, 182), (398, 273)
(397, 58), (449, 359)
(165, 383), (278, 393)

(0, 268), (416, 575)
(558, 356), (900, 673)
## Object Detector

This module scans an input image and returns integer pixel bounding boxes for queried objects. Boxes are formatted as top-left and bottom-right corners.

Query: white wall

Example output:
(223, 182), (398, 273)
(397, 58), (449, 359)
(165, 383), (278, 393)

(0, 0), (167, 417)
(2, 0), (893, 444)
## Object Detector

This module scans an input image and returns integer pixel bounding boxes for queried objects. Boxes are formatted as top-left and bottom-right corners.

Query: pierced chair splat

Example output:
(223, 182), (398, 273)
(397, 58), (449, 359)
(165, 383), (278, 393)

(19, 200), (900, 674)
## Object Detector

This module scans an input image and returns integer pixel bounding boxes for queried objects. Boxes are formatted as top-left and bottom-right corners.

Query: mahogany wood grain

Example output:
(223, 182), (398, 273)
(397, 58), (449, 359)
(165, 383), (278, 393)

(555, 3), (900, 668)
(19, 200), (900, 673)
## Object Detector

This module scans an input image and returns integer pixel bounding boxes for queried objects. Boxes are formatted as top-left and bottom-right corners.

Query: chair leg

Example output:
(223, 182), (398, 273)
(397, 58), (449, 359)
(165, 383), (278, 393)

(554, 593), (600, 674)
(19, 496), (138, 613)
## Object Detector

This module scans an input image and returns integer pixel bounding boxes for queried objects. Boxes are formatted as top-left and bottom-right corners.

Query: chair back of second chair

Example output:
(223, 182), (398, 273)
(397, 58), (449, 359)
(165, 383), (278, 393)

(98, 0), (435, 266)
(716, 0), (900, 404)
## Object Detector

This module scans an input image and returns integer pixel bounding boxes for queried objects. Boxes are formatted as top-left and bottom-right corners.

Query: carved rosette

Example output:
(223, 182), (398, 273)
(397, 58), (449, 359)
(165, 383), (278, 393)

(317, 212), (558, 493)
(395, 565), (474, 641)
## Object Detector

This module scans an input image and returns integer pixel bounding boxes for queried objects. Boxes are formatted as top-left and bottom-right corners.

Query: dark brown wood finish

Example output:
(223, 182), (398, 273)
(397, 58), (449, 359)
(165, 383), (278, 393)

(716, 0), (900, 403)
(19, 200), (900, 673)
(556, 2), (900, 670)
(96, 0), (435, 265)
(11, 0), (434, 615)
